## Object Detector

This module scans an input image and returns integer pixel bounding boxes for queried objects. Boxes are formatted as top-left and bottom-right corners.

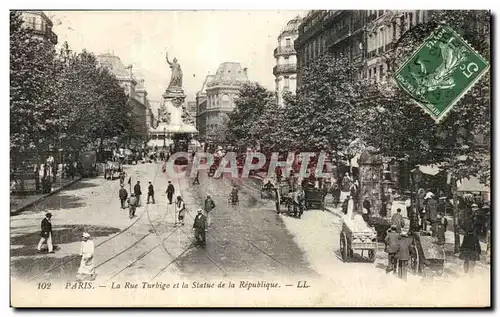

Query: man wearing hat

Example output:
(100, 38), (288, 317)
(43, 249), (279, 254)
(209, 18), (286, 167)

(204, 194), (216, 227)
(391, 208), (405, 233)
(395, 230), (413, 280)
(384, 225), (399, 274)
(77, 232), (95, 281)
(166, 181), (175, 205)
(127, 193), (138, 219)
(436, 214), (448, 245)
(37, 212), (54, 253)
(193, 209), (208, 246)
(119, 184), (128, 209)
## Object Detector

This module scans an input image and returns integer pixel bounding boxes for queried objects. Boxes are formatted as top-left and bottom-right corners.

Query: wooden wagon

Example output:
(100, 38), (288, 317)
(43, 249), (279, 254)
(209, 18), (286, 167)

(340, 216), (378, 262)
(410, 232), (446, 276)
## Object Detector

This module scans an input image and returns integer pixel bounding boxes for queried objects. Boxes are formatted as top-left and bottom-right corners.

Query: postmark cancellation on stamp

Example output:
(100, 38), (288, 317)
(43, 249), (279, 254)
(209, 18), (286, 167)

(394, 25), (489, 123)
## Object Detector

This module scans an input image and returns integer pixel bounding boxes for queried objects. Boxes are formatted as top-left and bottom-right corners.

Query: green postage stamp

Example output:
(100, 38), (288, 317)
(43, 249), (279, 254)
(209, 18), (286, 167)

(394, 25), (489, 123)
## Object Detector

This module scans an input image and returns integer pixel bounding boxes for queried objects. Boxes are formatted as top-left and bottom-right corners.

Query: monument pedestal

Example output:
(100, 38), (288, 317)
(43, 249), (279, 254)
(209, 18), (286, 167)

(161, 88), (197, 138)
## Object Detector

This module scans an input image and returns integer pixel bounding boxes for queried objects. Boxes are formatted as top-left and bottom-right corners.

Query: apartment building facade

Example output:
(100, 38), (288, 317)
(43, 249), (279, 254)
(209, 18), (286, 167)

(295, 10), (430, 86)
(273, 16), (302, 106)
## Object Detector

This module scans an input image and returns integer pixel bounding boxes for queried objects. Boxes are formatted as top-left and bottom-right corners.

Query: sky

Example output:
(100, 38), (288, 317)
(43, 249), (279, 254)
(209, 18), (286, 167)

(47, 10), (306, 103)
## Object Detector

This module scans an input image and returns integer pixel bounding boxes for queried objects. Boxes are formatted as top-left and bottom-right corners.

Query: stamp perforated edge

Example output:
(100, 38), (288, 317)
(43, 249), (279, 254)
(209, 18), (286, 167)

(393, 24), (491, 123)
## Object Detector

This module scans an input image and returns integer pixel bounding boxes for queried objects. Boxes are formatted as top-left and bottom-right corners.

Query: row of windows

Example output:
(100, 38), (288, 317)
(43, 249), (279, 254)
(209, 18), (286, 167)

(207, 94), (231, 108)
(366, 11), (426, 53)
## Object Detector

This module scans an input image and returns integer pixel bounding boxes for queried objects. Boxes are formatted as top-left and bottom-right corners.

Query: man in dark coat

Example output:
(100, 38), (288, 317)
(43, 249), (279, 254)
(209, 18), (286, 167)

(460, 227), (481, 274)
(193, 209), (208, 246)
(37, 212), (54, 253)
(427, 196), (438, 234)
(384, 225), (399, 274)
(192, 171), (200, 185)
(204, 194), (216, 227)
(436, 214), (448, 245)
(134, 181), (142, 207)
(147, 181), (155, 204)
(166, 181), (175, 204)
(391, 208), (405, 233)
(395, 231), (413, 280)
(119, 184), (128, 209)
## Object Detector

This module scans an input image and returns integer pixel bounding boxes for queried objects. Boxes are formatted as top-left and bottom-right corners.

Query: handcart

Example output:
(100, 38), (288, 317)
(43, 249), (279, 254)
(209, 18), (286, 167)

(340, 215), (378, 262)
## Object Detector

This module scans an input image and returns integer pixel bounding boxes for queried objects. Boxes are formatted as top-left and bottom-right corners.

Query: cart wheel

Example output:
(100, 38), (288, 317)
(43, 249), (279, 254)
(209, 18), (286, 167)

(368, 249), (376, 262)
(340, 233), (348, 262)
(410, 245), (419, 274)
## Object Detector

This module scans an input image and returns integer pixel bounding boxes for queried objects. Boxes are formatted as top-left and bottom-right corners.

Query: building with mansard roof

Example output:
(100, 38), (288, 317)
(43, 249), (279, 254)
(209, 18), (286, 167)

(97, 53), (151, 146)
(19, 11), (58, 45)
(196, 63), (249, 141)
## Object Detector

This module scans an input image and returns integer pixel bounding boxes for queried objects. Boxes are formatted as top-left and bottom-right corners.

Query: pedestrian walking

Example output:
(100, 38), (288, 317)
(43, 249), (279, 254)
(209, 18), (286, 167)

(384, 225), (399, 274)
(395, 230), (413, 281)
(391, 208), (405, 233)
(147, 181), (155, 204)
(166, 181), (175, 204)
(192, 171), (200, 185)
(175, 196), (186, 226)
(193, 208), (208, 246)
(204, 194), (216, 226)
(119, 171), (126, 186)
(128, 193), (138, 219)
(76, 232), (95, 281)
(37, 212), (54, 253)
(119, 184), (128, 209)
(459, 226), (481, 274)
(134, 181), (142, 207)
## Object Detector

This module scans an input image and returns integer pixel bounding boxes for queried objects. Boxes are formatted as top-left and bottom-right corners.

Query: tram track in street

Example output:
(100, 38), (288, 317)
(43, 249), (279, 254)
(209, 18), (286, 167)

(103, 163), (226, 282)
(176, 171), (297, 277)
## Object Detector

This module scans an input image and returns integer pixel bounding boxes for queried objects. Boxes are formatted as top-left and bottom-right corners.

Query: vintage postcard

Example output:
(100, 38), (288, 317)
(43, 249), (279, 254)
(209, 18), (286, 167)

(10, 10), (491, 307)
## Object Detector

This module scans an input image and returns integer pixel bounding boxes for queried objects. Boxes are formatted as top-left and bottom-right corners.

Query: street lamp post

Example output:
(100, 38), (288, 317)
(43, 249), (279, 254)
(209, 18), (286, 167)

(163, 128), (166, 149)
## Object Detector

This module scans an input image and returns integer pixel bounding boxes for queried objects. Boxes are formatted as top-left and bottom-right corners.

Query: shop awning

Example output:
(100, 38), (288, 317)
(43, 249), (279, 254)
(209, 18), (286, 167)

(149, 124), (198, 134)
(418, 164), (441, 176)
(457, 176), (490, 192)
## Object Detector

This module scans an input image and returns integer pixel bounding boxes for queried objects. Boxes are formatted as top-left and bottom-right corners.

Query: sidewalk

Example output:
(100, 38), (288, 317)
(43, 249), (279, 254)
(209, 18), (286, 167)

(323, 200), (489, 264)
(10, 176), (82, 215)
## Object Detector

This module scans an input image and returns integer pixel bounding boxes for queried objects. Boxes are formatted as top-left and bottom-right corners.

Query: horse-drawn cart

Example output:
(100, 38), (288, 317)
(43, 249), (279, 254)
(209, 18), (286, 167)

(260, 178), (276, 200)
(340, 214), (378, 262)
(304, 187), (325, 210)
(104, 161), (122, 180)
(410, 232), (446, 276)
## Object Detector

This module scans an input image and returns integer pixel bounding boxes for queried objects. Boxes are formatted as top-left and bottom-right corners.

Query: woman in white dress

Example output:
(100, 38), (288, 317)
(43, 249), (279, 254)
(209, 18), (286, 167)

(77, 232), (95, 281)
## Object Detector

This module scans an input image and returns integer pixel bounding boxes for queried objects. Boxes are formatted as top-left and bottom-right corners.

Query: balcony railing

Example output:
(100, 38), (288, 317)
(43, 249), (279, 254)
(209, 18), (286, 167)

(273, 63), (297, 75)
(24, 21), (58, 44)
(326, 24), (351, 47)
(274, 45), (296, 57)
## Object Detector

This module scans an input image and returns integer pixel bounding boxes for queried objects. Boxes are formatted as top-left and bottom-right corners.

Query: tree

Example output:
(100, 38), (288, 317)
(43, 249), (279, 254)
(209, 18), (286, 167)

(54, 45), (134, 152)
(359, 10), (490, 253)
(359, 10), (491, 185)
(284, 54), (367, 154)
(226, 82), (276, 148)
(10, 11), (60, 155)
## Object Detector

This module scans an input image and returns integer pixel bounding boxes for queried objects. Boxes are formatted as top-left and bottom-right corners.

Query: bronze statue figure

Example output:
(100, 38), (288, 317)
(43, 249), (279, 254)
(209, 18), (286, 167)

(166, 51), (183, 89)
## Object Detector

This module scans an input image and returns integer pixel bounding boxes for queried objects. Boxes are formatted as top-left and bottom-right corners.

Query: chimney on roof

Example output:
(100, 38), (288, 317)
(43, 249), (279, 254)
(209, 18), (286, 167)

(126, 64), (133, 77)
(243, 67), (248, 77)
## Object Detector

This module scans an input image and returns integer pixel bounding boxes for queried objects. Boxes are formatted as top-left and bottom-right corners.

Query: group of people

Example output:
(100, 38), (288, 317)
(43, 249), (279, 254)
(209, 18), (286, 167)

(36, 212), (96, 281)
(118, 180), (156, 219)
